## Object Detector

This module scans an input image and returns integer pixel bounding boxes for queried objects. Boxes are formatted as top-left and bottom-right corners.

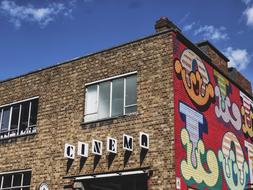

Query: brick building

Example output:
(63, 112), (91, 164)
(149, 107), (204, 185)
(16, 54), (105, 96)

(0, 17), (252, 190)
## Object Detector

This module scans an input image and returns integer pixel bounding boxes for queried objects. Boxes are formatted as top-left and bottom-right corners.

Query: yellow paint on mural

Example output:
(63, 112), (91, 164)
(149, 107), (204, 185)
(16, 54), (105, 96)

(241, 106), (253, 139)
(175, 60), (214, 107)
(180, 128), (219, 187)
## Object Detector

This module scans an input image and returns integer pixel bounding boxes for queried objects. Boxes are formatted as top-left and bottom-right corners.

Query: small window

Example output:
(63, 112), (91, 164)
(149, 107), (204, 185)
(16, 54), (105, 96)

(10, 105), (20, 130)
(0, 170), (32, 190)
(1, 107), (11, 132)
(0, 98), (39, 140)
(20, 101), (30, 133)
(85, 74), (137, 122)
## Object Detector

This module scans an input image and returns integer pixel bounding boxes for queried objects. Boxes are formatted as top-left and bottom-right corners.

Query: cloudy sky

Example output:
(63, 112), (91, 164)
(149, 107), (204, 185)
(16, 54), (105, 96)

(0, 0), (252, 88)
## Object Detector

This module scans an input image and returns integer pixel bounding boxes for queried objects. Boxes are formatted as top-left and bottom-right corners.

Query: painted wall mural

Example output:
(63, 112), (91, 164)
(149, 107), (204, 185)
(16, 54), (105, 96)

(173, 35), (253, 190)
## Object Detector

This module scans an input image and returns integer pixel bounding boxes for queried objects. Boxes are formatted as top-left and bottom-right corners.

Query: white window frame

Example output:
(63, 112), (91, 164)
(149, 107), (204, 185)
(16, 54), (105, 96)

(0, 169), (32, 190)
(84, 72), (137, 122)
(0, 97), (39, 140)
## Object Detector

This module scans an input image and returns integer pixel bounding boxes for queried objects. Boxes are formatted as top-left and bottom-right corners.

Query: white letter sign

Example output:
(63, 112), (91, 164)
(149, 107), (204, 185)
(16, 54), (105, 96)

(123, 134), (133, 151)
(107, 137), (117, 154)
(92, 139), (102, 156)
(64, 143), (75, 159)
(140, 132), (149, 149)
(78, 142), (89, 157)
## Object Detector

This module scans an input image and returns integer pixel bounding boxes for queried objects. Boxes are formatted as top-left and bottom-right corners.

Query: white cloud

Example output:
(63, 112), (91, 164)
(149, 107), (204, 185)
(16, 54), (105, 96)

(244, 5), (253, 27)
(194, 25), (229, 41)
(224, 47), (251, 71)
(0, 0), (67, 28)
(183, 22), (195, 32)
(242, 0), (252, 5)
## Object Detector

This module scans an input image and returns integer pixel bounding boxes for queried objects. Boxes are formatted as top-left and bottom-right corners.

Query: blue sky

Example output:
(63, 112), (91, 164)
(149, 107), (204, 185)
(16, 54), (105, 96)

(0, 0), (252, 89)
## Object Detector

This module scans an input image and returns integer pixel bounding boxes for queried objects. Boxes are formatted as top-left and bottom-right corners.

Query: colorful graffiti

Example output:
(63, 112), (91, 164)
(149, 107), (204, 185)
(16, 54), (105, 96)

(174, 35), (253, 190)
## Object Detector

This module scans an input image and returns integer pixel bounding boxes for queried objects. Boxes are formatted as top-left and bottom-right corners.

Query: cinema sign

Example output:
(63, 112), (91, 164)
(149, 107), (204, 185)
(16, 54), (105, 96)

(64, 132), (149, 159)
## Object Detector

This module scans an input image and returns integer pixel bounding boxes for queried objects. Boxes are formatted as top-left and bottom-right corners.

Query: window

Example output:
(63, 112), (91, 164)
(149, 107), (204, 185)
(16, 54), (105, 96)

(0, 170), (31, 190)
(0, 98), (38, 140)
(85, 73), (137, 122)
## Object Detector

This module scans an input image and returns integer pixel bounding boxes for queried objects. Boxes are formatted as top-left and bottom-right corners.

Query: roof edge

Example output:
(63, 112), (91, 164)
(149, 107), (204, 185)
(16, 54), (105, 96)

(0, 29), (174, 84)
(196, 40), (230, 62)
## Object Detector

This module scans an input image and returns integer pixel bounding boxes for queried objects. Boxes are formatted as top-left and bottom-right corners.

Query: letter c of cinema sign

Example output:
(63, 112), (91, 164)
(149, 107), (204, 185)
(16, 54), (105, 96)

(64, 132), (149, 159)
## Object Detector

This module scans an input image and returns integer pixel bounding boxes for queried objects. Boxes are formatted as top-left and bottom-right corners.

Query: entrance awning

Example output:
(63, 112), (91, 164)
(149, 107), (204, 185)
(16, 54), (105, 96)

(63, 167), (152, 190)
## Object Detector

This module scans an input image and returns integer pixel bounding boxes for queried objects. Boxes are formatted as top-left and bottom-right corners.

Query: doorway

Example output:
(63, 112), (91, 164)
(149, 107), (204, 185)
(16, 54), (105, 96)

(80, 173), (148, 190)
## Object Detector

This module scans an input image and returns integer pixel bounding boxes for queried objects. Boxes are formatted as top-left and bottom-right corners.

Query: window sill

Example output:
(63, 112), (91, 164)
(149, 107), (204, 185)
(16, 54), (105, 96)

(81, 112), (138, 127)
(0, 128), (37, 142)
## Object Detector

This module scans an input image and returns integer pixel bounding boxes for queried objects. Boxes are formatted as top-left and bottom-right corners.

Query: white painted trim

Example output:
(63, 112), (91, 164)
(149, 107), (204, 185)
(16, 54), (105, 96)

(85, 71), (137, 86)
(0, 109), (3, 130)
(27, 101), (32, 127)
(0, 169), (32, 175)
(0, 96), (39, 109)
(123, 78), (126, 115)
(17, 104), (22, 133)
(120, 170), (144, 176)
(109, 81), (112, 117)
(75, 170), (146, 180)
(8, 107), (13, 131)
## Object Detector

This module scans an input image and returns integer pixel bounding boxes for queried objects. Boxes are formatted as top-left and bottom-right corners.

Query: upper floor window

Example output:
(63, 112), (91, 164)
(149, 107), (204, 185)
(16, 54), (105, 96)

(85, 73), (137, 122)
(0, 97), (38, 140)
(0, 170), (31, 190)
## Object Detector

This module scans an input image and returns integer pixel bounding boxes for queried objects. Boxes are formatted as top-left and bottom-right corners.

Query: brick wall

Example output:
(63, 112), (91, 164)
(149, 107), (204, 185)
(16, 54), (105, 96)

(0, 31), (175, 189)
(197, 41), (229, 75)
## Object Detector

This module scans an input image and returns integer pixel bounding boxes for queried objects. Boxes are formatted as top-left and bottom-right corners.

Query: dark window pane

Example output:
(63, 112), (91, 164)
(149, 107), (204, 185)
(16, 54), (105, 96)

(111, 78), (124, 117)
(13, 173), (22, 186)
(29, 99), (38, 126)
(1, 107), (10, 131)
(2, 174), (12, 188)
(22, 188), (30, 190)
(98, 82), (110, 119)
(11, 105), (20, 130)
(20, 102), (29, 133)
(0, 175), (2, 187)
(23, 172), (31, 186)
(125, 75), (137, 106)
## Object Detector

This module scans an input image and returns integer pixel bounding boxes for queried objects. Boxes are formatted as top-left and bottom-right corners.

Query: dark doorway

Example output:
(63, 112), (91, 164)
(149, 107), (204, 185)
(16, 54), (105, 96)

(81, 173), (148, 190)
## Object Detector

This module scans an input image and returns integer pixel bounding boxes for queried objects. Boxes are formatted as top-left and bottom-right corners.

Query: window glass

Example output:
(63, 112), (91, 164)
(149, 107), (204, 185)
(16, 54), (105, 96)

(11, 105), (20, 130)
(125, 75), (137, 106)
(98, 82), (110, 119)
(125, 105), (137, 114)
(23, 172), (31, 186)
(0, 171), (31, 189)
(20, 102), (29, 133)
(86, 85), (98, 115)
(111, 78), (124, 117)
(85, 74), (137, 122)
(1, 107), (10, 131)
(13, 173), (22, 186)
(29, 99), (38, 126)
(2, 174), (12, 188)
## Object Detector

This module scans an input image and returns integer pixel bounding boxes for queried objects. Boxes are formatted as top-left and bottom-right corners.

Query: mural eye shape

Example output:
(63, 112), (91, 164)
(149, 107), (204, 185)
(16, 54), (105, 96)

(193, 81), (200, 96)
(192, 59), (198, 72)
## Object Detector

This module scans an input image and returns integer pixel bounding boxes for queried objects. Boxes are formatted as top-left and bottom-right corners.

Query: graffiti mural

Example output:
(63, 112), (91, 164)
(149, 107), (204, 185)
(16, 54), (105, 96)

(173, 34), (253, 190)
